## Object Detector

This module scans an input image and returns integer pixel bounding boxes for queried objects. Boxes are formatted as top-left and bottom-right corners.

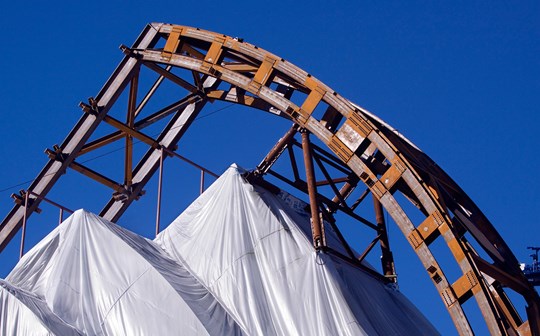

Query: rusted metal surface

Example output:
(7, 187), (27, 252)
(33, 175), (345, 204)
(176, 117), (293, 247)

(141, 24), (539, 335)
(0, 23), (160, 252)
(125, 69), (139, 188)
(301, 130), (325, 248)
(255, 123), (299, 175)
(374, 197), (396, 281)
(0, 23), (537, 335)
(99, 101), (207, 221)
(26, 191), (74, 216)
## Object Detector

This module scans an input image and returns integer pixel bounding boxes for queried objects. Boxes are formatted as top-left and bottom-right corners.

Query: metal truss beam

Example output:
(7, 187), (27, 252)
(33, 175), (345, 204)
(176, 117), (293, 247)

(135, 23), (537, 335)
(79, 94), (202, 155)
(266, 169), (379, 230)
(100, 97), (208, 221)
(0, 22), (537, 336)
(301, 130), (325, 248)
(0, 23), (160, 252)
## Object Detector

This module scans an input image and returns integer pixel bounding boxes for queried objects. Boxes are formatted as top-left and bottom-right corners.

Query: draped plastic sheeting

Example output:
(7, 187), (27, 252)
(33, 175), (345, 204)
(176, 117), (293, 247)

(0, 279), (82, 336)
(156, 164), (439, 336)
(4, 210), (243, 336)
(1, 164), (439, 335)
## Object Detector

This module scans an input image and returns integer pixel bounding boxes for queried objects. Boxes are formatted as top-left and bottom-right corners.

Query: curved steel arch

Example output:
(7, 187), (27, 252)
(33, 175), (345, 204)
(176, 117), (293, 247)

(0, 23), (538, 335)
(136, 23), (538, 335)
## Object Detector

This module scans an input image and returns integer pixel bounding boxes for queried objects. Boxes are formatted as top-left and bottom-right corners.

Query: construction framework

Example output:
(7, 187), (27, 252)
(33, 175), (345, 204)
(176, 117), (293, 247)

(0, 23), (538, 335)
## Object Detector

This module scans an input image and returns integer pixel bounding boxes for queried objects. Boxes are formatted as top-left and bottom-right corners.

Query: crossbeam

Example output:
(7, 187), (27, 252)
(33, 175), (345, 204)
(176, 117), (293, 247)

(0, 24), (160, 252)
(1, 22), (537, 336)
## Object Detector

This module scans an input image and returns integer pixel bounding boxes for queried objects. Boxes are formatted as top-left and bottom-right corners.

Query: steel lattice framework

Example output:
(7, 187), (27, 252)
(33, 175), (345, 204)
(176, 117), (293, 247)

(0, 23), (538, 335)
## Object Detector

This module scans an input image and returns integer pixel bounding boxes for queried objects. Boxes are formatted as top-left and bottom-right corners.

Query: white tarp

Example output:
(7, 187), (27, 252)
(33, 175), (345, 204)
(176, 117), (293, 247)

(2, 163), (439, 335)
(6, 210), (243, 336)
(0, 279), (82, 336)
(156, 164), (440, 336)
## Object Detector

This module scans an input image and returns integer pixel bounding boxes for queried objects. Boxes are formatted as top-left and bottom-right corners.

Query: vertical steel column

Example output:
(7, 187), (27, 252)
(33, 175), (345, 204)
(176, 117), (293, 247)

(200, 170), (205, 195)
(374, 197), (396, 282)
(58, 209), (64, 226)
(301, 130), (325, 248)
(19, 192), (29, 259)
(0, 24), (160, 253)
(155, 149), (164, 237)
(125, 72), (138, 188)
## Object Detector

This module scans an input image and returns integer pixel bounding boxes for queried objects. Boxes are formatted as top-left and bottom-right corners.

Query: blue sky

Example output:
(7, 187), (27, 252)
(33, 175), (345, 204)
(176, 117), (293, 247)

(0, 1), (539, 334)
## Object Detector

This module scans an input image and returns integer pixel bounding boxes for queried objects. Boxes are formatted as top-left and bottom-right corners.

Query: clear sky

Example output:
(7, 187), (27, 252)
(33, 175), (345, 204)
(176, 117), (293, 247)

(0, 1), (539, 334)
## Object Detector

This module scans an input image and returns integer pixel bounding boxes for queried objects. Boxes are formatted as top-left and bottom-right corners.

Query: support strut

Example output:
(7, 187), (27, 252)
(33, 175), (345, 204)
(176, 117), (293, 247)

(1, 22), (537, 335)
(256, 123), (299, 175)
(374, 197), (396, 282)
(301, 129), (325, 249)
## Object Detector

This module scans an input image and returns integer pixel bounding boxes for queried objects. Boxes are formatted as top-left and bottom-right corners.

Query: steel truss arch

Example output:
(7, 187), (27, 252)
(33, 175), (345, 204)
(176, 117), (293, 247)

(0, 23), (538, 335)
